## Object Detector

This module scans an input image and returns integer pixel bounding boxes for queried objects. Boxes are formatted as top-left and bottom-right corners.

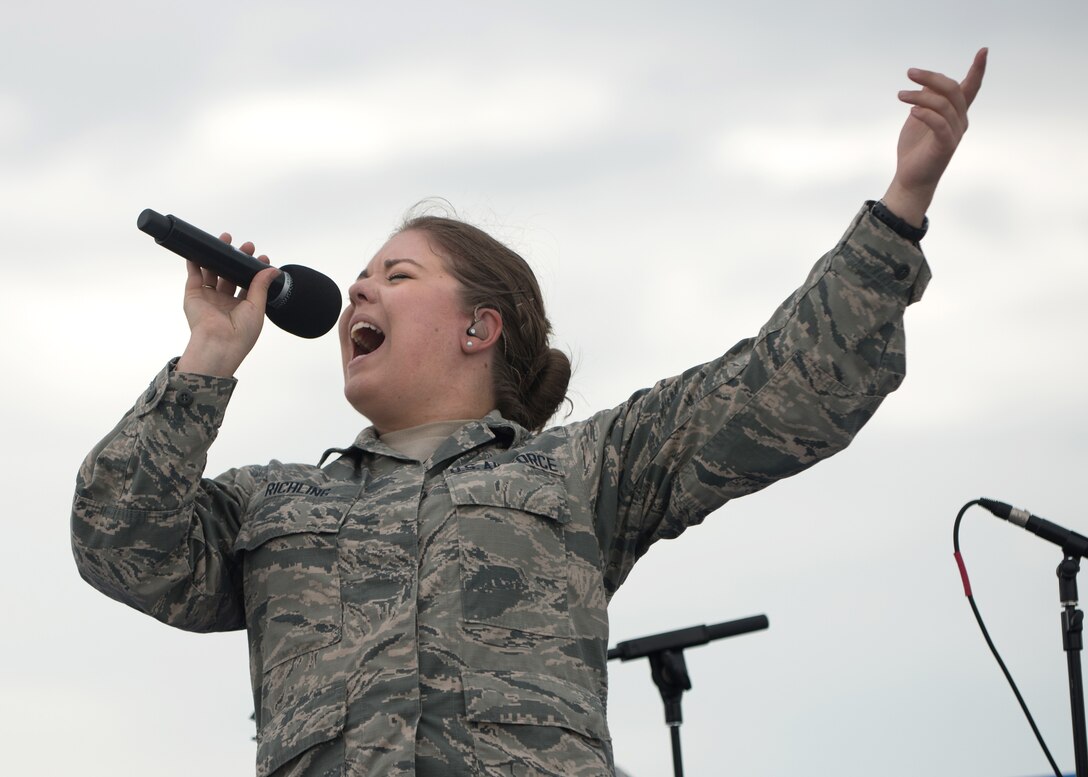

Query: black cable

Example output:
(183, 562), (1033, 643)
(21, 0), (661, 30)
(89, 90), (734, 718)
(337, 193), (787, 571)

(954, 499), (1063, 777)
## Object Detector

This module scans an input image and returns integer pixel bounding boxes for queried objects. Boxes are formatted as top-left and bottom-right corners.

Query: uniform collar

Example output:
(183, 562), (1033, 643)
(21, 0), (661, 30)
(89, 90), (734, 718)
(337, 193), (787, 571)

(325, 410), (527, 468)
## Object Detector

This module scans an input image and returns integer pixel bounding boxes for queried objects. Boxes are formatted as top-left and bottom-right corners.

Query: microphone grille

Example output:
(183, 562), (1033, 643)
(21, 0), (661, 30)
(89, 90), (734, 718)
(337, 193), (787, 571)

(265, 264), (342, 339)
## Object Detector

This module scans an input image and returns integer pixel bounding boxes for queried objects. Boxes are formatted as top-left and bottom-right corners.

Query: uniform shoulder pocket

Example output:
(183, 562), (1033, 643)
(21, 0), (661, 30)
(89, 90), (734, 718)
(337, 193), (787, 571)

(234, 506), (342, 552)
(234, 490), (346, 674)
(447, 466), (570, 524)
(446, 467), (573, 638)
(234, 478), (353, 552)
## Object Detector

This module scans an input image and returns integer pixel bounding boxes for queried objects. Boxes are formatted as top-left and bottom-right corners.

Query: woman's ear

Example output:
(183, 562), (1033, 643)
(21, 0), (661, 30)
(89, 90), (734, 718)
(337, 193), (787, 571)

(462, 306), (503, 353)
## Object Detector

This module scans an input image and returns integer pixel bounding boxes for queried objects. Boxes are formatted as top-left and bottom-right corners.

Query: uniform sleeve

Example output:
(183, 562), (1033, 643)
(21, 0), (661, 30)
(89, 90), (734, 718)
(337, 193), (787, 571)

(71, 361), (263, 632)
(580, 203), (932, 594)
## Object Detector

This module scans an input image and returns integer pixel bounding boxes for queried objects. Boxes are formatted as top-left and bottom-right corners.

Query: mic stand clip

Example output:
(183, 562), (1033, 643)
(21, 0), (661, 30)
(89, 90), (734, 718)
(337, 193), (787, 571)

(650, 647), (692, 777)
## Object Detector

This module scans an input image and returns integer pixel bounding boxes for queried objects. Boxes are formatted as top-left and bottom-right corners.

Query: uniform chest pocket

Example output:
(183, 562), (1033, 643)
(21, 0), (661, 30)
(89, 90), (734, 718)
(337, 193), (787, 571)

(234, 499), (345, 673)
(447, 468), (572, 638)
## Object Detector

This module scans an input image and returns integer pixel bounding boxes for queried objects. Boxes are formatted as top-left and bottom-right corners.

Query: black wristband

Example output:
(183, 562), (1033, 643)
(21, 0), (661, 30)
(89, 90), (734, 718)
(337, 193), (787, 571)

(869, 199), (928, 243)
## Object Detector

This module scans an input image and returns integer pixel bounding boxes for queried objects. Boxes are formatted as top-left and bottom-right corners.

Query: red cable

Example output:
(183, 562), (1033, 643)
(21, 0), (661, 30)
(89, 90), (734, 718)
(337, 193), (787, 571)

(954, 550), (972, 597)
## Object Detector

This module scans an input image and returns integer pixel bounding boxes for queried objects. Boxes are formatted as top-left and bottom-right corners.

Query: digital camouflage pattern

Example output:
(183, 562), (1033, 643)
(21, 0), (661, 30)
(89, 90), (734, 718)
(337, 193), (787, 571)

(72, 204), (930, 776)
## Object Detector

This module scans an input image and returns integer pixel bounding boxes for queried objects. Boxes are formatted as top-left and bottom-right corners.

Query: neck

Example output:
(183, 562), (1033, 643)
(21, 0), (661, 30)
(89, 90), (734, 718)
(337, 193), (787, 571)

(348, 353), (498, 435)
(359, 381), (496, 436)
(371, 403), (492, 435)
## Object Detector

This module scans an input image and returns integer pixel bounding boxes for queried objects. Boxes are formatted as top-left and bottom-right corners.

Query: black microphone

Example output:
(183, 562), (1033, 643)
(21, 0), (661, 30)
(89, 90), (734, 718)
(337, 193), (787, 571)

(979, 498), (1088, 558)
(137, 209), (342, 339)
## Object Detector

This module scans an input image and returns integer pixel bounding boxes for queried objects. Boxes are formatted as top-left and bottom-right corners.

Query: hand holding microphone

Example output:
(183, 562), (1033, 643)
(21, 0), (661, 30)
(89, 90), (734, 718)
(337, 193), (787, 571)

(138, 209), (342, 376)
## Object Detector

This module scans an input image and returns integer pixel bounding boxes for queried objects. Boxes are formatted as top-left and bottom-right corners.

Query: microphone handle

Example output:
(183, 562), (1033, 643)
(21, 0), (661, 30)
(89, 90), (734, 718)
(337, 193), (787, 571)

(137, 209), (287, 300)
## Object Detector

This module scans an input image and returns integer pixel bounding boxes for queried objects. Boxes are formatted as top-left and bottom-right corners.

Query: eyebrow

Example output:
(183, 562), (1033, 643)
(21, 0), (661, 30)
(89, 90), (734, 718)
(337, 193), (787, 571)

(357, 257), (424, 280)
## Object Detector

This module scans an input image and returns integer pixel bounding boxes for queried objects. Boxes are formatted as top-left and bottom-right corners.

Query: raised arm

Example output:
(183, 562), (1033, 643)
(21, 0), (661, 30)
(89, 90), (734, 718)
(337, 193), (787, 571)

(882, 47), (988, 227)
(589, 50), (988, 592)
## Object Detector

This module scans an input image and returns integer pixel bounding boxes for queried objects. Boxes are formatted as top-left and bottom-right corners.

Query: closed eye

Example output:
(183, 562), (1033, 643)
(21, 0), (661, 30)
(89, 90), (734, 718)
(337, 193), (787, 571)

(387, 272), (412, 282)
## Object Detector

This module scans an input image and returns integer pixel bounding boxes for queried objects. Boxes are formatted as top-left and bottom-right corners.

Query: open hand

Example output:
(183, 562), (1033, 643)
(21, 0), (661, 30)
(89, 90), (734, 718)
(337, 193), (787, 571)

(882, 48), (988, 227)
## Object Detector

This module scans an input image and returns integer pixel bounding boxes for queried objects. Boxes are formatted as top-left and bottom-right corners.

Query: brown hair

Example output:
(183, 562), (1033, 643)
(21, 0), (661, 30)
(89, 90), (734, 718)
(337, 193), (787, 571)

(397, 213), (571, 432)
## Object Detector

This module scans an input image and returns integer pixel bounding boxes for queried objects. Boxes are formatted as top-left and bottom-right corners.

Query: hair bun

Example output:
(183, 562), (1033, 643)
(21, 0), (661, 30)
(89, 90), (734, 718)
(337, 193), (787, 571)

(523, 348), (573, 430)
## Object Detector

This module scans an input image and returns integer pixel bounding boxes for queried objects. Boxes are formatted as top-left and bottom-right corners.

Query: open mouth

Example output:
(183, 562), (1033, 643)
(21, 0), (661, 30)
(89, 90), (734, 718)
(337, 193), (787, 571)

(350, 321), (386, 357)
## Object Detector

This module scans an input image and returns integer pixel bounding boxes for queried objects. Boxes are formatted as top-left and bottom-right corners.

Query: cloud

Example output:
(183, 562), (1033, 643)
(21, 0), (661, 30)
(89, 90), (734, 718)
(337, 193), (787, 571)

(177, 68), (617, 183)
(711, 121), (899, 188)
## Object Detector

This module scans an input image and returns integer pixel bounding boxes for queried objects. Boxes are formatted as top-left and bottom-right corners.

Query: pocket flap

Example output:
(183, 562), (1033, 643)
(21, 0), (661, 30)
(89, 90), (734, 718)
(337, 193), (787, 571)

(256, 681), (346, 777)
(446, 469), (570, 524)
(462, 670), (609, 741)
(234, 507), (342, 552)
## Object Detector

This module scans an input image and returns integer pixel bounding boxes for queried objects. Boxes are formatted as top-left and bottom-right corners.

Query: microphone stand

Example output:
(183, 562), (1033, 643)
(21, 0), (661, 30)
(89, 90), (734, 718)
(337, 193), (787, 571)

(972, 499), (1088, 774)
(1057, 553), (1088, 777)
(608, 615), (769, 777)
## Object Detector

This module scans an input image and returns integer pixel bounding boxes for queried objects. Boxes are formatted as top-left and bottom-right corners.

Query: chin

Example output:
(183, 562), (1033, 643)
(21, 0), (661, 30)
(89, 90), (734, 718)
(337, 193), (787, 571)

(344, 379), (388, 423)
(343, 378), (369, 414)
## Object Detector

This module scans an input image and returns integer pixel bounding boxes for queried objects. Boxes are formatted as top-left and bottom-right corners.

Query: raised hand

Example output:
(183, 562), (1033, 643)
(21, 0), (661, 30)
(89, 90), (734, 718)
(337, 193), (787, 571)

(882, 48), (988, 227)
(175, 234), (280, 377)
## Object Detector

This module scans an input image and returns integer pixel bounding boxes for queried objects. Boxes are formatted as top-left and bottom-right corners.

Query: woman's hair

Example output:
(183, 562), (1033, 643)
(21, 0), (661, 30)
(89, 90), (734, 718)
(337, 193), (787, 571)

(397, 212), (571, 432)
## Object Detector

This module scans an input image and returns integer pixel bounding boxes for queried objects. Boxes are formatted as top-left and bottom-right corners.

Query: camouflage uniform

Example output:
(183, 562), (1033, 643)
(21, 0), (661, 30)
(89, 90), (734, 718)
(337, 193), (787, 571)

(72, 204), (929, 776)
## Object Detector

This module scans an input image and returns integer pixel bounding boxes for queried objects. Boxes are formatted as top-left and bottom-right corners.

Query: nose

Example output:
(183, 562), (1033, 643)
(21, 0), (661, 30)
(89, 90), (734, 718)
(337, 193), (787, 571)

(347, 276), (375, 304)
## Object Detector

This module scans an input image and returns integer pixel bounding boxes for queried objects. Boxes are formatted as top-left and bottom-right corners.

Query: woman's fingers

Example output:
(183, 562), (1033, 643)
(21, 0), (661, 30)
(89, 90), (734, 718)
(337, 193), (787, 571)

(237, 253), (271, 301)
(899, 77), (968, 142)
(961, 47), (988, 107)
(243, 266), (280, 308)
(191, 233), (269, 298)
(898, 89), (966, 147)
(185, 259), (204, 286)
(906, 67), (969, 116)
(898, 48), (987, 143)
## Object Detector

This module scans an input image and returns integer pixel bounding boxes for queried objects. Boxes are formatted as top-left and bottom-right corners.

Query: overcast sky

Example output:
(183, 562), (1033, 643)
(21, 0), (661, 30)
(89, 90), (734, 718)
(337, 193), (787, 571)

(3, 2), (1087, 775)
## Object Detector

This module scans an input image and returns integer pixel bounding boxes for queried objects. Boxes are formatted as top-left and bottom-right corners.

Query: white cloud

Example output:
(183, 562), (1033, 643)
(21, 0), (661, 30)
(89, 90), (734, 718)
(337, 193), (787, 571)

(180, 68), (616, 179)
(711, 120), (899, 187)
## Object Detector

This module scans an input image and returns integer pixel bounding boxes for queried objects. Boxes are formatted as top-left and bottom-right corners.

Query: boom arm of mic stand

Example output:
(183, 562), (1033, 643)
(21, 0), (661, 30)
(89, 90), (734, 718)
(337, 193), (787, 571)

(608, 615), (770, 661)
(608, 615), (770, 777)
